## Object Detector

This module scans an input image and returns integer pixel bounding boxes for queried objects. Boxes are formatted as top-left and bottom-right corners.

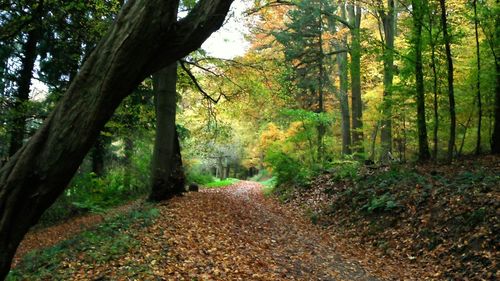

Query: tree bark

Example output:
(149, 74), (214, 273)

(348, 3), (364, 157)
(473, 0), (482, 155)
(169, 130), (186, 194)
(439, 0), (456, 162)
(149, 63), (183, 201)
(91, 134), (106, 177)
(490, 0), (500, 154)
(429, 12), (439, 160)
(336, 3), (352, 156)
(379, 0), (395, 162)
(0, 0), (233, 278)
(123, 134), (134, 190)
(413, 0), (431, 161)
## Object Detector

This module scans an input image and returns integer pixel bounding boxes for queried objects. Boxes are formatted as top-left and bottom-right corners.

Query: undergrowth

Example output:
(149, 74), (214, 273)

(8, 204), (159, 280)
(203, 178), (239, 188)
(279, 156), (499, 280)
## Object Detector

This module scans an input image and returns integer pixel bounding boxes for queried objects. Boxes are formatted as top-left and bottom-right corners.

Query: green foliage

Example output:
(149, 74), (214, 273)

(261, 178), (277, 197)
(362, 193), (400, 213)
(325, 159), (361, 181)
(39, 138), (153, 226)
(8, 205), (159, 280)
(186, 166), (214, 185)
(265, 150), (311, 186)
(203, 178), (239, 188)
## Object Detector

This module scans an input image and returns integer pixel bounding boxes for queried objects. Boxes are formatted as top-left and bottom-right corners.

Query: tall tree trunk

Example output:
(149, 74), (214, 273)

(0, 0), (233, 277)
(473, 0), (482, 155)
(490, 0), (500, 154)
(316, 1), (325, 161)
(91, 134), (106, 177)
(168, 130), (186, 194)
(9, 28), (39, 156)
(439, 0), (456, 162)
(348, 3), (364, 157)
(492, 61), (500, 153)
(429, 15), (439, 160)
(379, 0), (395, 162)
(149, 63), (183, 201)
(413, 0), (431, 161)
(123, 134), (134, 190)
(336, 3), (352, 155)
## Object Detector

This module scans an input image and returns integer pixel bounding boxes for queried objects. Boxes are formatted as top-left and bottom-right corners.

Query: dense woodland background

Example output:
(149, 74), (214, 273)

(0, 0), (499, 280)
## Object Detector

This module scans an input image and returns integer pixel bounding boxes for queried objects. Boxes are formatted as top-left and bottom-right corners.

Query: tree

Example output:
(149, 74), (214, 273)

(439, 0), (456, 162)
(472, 0), (482, 154)
(149, 63), (185, 201)
(273, 0), (332, 161)
(0, 0), (234, 278)
(412, 0), (431, 161)
(486, 0), (500, 153)
(378, 0), (395, 161)
(348, 2), (364, 157)
(7, 1), (43, 156)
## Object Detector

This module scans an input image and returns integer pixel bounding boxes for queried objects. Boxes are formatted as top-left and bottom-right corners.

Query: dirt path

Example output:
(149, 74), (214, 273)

(122, 181), (380, 280)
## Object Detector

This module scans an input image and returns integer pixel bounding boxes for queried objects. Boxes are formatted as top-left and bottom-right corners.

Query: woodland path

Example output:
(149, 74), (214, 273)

(15, 182), (383, 280)
(127, 181), (380, 280)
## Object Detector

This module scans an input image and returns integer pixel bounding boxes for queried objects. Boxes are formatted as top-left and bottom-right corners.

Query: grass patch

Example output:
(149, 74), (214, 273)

(7, 203), (159, 280)
(261, 177), (277, 197)
(203, 178), (239, 188)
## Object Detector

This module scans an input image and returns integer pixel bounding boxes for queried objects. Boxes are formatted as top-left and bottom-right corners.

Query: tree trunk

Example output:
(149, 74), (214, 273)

(379, 0), (395, 162)
(9, 28), (39, 156)
(439, 0), (456, 162)
(169, 130), (186, 194)
(492, 61), (500, 153)
(149, 63), (182, 201)
(91, 134), (106, 177)
(473, 0), (482, 155)
(123, 134), (134, 190)
(490, 1), (500, 154)
(413, 0), (431, 161)
(429, 16), (439, 160)
(348, 3), (364, 157)
(0, 0), (233, 278)
(336, 3), (352, 156)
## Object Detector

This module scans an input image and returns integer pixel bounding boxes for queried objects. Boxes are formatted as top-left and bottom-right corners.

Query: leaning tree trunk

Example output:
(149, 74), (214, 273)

(413, 0), (431, 161)
(0, 0), (233, 278)
(439, 0), (456, 162)
(149, 63), (183, 201)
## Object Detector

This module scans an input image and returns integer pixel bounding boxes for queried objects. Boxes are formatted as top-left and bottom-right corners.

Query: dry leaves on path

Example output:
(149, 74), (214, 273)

(34, 181), (383, 280)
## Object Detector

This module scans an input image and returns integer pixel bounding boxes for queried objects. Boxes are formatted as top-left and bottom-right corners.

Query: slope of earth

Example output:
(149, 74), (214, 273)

(12, 199), (144, 267)
(10, 182), (385, 280)
(282, 155), (499, 280)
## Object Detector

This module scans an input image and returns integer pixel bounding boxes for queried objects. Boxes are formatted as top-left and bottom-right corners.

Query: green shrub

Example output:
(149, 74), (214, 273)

(265, 150), (310, 186)
(362, 193), (400, 213)
(186, 167), (214, 185)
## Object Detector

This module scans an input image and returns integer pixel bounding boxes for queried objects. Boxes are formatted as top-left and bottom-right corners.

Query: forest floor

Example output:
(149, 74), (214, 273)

(11, 182), (391, 281)
(281, 155), (499, 280)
